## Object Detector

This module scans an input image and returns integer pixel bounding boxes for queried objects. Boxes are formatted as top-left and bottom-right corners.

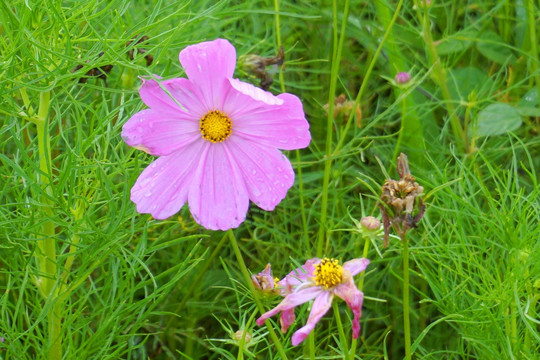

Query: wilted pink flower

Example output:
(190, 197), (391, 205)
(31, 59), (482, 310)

(122, 39), (311, 230)
(251, 264), (279, 293)
(256, 257), (370, 346)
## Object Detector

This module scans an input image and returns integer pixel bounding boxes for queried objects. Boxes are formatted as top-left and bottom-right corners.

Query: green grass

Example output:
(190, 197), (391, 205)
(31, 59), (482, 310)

(1, 0), (539, 359)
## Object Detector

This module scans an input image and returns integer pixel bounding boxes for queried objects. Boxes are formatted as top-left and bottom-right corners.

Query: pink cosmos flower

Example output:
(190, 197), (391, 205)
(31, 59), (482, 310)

(122, 39), (311, 230)
(256, 257), (370, 346)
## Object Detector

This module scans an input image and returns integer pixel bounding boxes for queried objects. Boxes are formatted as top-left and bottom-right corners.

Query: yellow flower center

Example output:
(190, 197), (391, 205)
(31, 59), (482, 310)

(199, 110), (232, 143)
(313, 258), (344, 289)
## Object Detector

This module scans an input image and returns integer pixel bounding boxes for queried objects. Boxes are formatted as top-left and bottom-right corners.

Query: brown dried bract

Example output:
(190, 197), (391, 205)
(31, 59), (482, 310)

(379, 153), (425, 247)
(71, 52), (113, 86)
(323, 94), (363, 127)
(126, 35), (154, 66)
(240, 46), (284, 90)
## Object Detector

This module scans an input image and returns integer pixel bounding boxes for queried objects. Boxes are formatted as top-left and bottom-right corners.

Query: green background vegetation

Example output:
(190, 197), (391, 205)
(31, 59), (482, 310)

(0, 0), (538, 359)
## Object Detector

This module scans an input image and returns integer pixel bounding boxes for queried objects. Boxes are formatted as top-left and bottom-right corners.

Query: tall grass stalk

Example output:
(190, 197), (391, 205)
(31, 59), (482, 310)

(413, 0), (466, 152)
(525, 0), (540, 106)
(317, 0), (350, 257)
(273, 0), (309, 251)
(333, 0), (405, 156)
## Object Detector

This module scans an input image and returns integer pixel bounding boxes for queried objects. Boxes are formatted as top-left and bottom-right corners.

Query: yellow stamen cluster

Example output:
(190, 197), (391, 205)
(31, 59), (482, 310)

(313, 258), (344, 289)
(199, 110), (232, 143)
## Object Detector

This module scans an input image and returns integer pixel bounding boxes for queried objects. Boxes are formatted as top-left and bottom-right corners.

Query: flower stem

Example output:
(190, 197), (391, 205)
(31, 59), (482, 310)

(333, 0), (404, 157)
(273, 0), (285, 92)
(272, 0), (309, 253)
(317, 0), (350, 257)
(308, 331), (315, 360)
(349, 232), (372, 356)
(526, 0), (540, 107)
(34, 90), (61, 360)
(333, 301), (350, 358)
(402, 232), (411, 360)
(165, 232), (228, 348)
(226, 230), (288, 359)
(413, 0), (466, 152)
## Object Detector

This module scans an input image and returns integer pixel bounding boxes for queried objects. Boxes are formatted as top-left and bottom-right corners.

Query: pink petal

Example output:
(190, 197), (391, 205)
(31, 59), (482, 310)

(223, 80), (311, 150)
(278, 258), (319, 294)
(334, 278), (364, 339)
(138, 77), (207, 117)
(280, 309), (296, 333)
(122, 109), (200, 156)
(256, 286), (323, 326)
(343, 258), (370, 277)
(131, 140), (206, 219)
(228, 78), (284, 105)
(226, 137), (294, 211)
(291, 291), (333, 346)
(187, 143), (249, 230)
(179, 39), (236, 109)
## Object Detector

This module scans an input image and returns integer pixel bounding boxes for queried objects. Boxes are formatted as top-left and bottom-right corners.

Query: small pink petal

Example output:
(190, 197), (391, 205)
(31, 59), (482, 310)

(343, 258), (370, 277)
(278, 258), (319, 294)
(280, 309), (296, 333)
(222, 80), (311, 150)
(256, 286), (323, 326)
(334, 278), (364, 339)
(291, 291), (333, 346)
(131, 140), (206, 219)
(187, 143), (249, 230)
(138, 78), (207, 117)
(226, 137), (294, 211)
(122, 109), (200, 156)
(179, 39), (236, 109)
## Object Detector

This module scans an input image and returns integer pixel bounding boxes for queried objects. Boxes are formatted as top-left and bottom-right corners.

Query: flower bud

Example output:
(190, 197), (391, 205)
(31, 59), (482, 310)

(394, 72), (411, 85)
(232, 329), (253, 344)
(360, 216), (381, 231)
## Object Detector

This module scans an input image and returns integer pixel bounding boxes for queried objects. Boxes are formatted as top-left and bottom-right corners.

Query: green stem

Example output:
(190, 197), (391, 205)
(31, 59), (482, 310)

(374, 0), (424, 165)
(333, 301), (350, 358)
(402, 232), (411, 360)
(227, 230), (289, 359)
(165, 232), (228, 345)
(308, 331), (315, 360)
(526, 0), (540, 106)
(317, 0), (350, 257)
(273, 0), (285, 92)
(34, 90), (61, 360)
(333, 0), (405, 156)
(273, 0), (309, 253)
(357, 234), (371, 292)
(350, 232), (372, 356)
(413, 0), (466, 152)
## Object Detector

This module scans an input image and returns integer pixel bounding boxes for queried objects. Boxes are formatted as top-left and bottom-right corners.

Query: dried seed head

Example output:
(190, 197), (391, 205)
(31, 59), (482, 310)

(238, 46), (284, 90)
(379, 153), (425, 246)
(323, 94), (363, 127)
